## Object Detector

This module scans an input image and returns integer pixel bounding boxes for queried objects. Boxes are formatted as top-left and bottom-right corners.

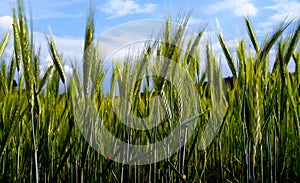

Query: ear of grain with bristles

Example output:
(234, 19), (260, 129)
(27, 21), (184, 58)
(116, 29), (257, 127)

(8, 57), (16, 92)
(245, 18), (259, 54)
(83, 7), (95, 96)
(46, 34), (66, 84)
(251, 74), (262, 168)
(258, 22), (289, 64)
(294, 49), (300, 93)
(187, 28), (205, 79)
(34, 54), (39, 87)
(0, 32), (10, 58)
(217, 33), (237, 77)
(237, 40), (246, 78)
(17, 0), (34, 105)
(12, 9), (21, 72)
(0, 66), (8, 94)
(82, 4), (95, 97)
(284, 22), (300, 65)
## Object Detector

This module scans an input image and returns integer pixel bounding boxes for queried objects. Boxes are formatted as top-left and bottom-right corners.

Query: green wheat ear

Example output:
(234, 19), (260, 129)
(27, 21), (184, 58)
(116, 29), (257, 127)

(46, 31), (66, 85)
(83, 5), (95, 96)
(245, 18), (259, 54)
(0, 32), (10, 58)
(217, 33), (237, 77)
(12, 8), (21, 72)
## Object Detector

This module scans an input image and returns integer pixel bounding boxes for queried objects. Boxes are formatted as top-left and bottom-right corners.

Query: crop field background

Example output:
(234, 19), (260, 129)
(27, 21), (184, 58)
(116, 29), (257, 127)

(0, 1), (299, 182)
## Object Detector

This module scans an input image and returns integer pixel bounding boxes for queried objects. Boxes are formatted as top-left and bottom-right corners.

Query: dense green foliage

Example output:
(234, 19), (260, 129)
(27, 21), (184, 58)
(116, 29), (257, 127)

(0, 1), (299, 182)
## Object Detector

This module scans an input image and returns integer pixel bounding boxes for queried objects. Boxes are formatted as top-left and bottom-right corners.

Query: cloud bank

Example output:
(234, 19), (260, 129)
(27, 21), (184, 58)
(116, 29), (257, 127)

(100, 0), (157, 19)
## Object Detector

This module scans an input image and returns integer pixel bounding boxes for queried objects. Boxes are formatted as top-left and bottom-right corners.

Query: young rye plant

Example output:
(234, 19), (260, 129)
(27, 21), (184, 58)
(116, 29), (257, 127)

(0, 1), (299, 182)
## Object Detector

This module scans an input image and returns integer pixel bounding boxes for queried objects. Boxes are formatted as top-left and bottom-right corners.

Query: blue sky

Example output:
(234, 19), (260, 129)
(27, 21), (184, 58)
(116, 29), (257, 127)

(0, 0), (299, 80)
(1, 0), (299, 37)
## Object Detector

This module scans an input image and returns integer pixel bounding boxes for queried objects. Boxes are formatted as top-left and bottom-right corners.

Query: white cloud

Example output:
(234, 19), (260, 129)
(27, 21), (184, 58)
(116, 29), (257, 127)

(187, 17), (206, 28)
(64, 64), (73, 76)
(257, 21), (275, 35)
(264, 1), (300, 22)
(0, 16), (13, 32)
(205, 0), (258, 17)
(234, 3), (258, 17)
(100, 0), (157, 19)
(258, 0), (300, 34)
(188, 17), (204, 25)
(99, 20), (165, 61)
